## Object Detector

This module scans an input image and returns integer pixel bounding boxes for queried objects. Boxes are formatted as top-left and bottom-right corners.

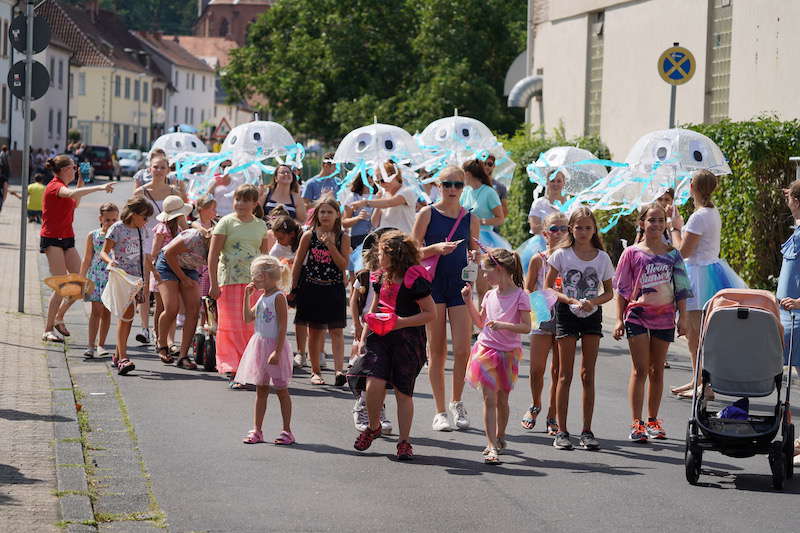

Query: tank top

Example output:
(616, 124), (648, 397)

(303, 230), (344, 284)
(254, 290), (282, 338)
(263, 188), (297, 219)
(269, 242), (295, 261)
(424, 207), (471, 278)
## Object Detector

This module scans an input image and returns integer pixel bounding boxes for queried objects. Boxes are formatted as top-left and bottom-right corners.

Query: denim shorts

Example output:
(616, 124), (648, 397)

(624, 321), (675, 343)
(155, 255), (199, 283)
(554, 302), (603, 339)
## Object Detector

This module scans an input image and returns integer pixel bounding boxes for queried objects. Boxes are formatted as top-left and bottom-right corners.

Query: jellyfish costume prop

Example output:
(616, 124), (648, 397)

(527, 146), (610, 197)
(517, 233), (547, 276)
(150, 132), (206, 160)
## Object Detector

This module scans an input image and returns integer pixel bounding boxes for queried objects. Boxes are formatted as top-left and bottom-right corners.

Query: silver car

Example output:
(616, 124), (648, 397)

(117, 149), (144, 177)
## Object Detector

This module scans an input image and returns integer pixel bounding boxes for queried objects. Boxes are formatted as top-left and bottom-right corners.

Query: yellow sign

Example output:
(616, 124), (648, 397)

(658, 46), (695, 86)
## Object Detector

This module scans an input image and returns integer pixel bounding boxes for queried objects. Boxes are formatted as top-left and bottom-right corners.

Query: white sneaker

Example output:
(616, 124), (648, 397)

(432, 412), (452, 432)
(353, 396), (369, 432)
(379, 406), (393, 435)
(96, 345), (109, 356)
(135, 327), (152, 345)
(83, 347), (96, 358)
(293, 352), (306, 368)
(449, 401), (470, 429)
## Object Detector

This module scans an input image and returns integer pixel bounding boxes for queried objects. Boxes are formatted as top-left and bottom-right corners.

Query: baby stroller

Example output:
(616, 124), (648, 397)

(192, 297), (217, 372)
(685, 289), (794, 489)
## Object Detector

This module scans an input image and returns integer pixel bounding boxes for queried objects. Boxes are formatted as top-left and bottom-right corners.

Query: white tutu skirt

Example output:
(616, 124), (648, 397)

(685, 260), (747, 312)
(234, 334), (293, 388)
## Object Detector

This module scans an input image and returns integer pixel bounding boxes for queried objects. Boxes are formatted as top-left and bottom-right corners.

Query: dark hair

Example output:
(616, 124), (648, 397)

(637, 202), (672, 247)
(462, 159), (492, 186)
(311, 194), (343, 235)
(45, 154), (74, 173)
(378, 230), (420, 282)
(351, 174), (373, 196)
(788, 179), (800, 202)
(271, 215), (302, 251)
(99, 202), (119, 215)
(165, 218), (181, 238)
(558, 206), (605, 251)
(480, 248), (524, 288)
(268, 164), (300, 193)
(195, 195), (216, 211)
(121, 196), (154, 224)
(692, 170), (717, 208)
(322, 151), (335, 161)
(33, 173), (47, 184)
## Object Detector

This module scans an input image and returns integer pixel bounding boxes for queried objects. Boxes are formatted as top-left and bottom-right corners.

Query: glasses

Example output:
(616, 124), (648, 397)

(547, 225), (569, 233)
(440, 181), (465, 189)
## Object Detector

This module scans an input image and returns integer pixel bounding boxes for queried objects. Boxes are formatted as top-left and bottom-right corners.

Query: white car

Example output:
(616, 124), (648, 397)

(117, 149), (144, 177)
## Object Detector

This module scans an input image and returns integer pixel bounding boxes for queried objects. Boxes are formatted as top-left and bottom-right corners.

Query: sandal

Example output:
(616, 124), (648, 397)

(169, 344), (180, 357)
(354, 426), (382, 451)
(274, 430), (296, 445)
(546, 417), (559, 436)
(157, 346), (174, 365)
(310, 374), (325, 385)
(521, 405), (540, 430)
(42, 331), (63, 343)
(484, 447), (501, 465)
(242, 429), (264, 444)
(670, 382), (693, 395)
(229, 382), (247, 390)
(117, 359), (135, 376)
(497, 437), (507, 454)
(176, 357), (197, 370)
(54, 320), (71, 337)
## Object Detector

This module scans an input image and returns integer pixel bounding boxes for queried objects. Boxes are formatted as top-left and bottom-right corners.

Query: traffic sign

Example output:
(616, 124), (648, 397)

(7, 60), (50, 100)
(8, 14), (50, 54)
(658, 45), (695, 86)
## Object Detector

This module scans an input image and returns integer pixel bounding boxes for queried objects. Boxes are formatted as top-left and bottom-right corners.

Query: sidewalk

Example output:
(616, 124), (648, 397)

(0, 194), (60, 530)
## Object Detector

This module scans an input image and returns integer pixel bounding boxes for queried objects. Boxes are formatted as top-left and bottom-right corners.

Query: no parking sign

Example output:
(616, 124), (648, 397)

(658, 45), (696, 86)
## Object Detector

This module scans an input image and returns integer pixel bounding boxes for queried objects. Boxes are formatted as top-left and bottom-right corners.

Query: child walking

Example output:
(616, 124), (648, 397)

(613, 203), (692, 442)
(462, 249), (531, 464)
(290, 196), (351, 386)
(545, 207), (615, 450)
(79, 202), (119, 358)
(348, 231), (435, 460)
(101, 196), (155, 375)
(521, 212), (567, 434)
(236, 255), (295, 445)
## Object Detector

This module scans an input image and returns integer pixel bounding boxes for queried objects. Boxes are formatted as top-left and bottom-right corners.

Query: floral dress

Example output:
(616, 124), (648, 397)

(84, 228), (109, 302)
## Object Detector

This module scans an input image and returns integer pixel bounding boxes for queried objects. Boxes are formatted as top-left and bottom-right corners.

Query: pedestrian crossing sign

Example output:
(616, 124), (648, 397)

(658, 45), (695, 86)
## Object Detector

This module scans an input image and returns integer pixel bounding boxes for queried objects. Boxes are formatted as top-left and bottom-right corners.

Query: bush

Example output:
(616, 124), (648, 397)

(68, 129), (81, 143)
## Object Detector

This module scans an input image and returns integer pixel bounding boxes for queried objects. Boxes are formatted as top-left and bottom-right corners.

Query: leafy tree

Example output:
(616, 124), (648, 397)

(62, 0), (197, 34)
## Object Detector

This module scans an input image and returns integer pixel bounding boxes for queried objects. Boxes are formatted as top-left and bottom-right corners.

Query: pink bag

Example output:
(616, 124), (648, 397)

(421, 208), (467, 278)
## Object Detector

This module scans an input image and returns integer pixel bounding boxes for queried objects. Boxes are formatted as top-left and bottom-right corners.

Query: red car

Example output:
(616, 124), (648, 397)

(86, 145), (115, 179)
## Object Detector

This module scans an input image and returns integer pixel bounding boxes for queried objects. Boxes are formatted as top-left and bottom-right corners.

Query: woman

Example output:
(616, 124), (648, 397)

(40, 155), (114, 342)
(133, 155), (184, 346)
(528, 170), (567, 236)
(412, 166), (479, 431)
(342, 173), (375, 251)
(208, 160), (235, 217)
(350, 161), (418, 234)
(259, 164), (306, 225)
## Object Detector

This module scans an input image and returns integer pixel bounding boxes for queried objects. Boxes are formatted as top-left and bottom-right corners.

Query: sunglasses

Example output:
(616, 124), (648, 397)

(484, 162), (495, 167)
(440, 181), (465, 189)
(548, 225), (569, 233)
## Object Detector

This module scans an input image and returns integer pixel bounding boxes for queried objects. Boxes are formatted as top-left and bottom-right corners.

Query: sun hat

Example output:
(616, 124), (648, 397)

(156, 195), (193, 222)
(44, 273), (95, 298)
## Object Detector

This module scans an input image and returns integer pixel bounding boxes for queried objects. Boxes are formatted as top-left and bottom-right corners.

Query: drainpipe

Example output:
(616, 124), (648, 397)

(8, 0), (21, 149)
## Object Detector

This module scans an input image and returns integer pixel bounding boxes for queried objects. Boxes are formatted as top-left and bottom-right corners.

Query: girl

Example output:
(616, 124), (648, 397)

(546, 207), (615, 450)
(528, 170), (567, 236)
(521, 212), (568, 435)
(291, 196), (351, 385)
(190, 196), (217, 299)
(613, 203), (692, 442)
(669, 170), (746, 398)
(348, 231), (436, 460)
(236, 256), (295, 445)
(40, 155), (114, 342)
(101, 196), (155, 375)
(635, 188), (674, 245)
(462, 249), (531, 464)
(79, 202), (119, 358)
(208, 184), (270, 388)
(350, 161), (418, 234)
(412, 165), (480, 431)
(259, 164), (306, 226)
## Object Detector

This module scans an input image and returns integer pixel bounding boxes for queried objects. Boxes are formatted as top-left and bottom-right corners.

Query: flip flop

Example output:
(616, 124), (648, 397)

(274, 431), (296, 445)
(310, 374), (325, 385)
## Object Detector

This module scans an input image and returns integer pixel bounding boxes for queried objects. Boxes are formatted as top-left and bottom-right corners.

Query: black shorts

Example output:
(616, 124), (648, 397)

(624, 321), (675, 343)
(554, 302), (603, 339)
(40, 236), (75, 253)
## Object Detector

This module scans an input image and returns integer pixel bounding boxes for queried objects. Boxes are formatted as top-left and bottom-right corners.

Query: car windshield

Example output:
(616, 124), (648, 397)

(88, 147), (111, 158)
(117, 150), (141, 160)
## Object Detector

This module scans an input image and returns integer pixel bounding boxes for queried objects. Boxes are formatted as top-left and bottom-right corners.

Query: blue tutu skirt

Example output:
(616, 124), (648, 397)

(517, 234), (547, 275)
(479, 228), (511, 251)
(349, 243), (364, 272)
(685, 260), (747, 311)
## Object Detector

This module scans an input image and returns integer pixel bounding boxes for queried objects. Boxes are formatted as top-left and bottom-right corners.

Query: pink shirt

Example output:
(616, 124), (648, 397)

(477, 287), (531, 352)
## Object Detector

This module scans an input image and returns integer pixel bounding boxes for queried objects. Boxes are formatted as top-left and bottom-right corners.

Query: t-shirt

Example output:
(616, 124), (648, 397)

(528, 196), (564, 221)
(172, 228), (209, 271)
(302, 175), (340, 202)
(478, 287), (531, 352)
(212, 213), (267, 286)
(493, 182), (508, 201)
(342, 191), (373, 237)
(613, 246), (692, 330)
(548, 247), (614, 302)
(269, 242), (295, 261)
(460, 184), (501, 229)
(106, 221), (145, 277)
(41, 177), (76, 239)
(27, 182), (45, 211)
(683, 207), (721, 265)
(377, 186), (418, 234)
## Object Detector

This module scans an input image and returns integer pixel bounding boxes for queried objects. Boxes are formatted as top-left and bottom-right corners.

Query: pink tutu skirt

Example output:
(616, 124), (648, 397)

(466, 342), (523, 392)
(234, 333), (293, 388)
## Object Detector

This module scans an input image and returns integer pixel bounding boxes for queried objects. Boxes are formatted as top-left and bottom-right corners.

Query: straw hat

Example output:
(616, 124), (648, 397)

(44, 273), (95, 298)
(156, 195), (193, 222)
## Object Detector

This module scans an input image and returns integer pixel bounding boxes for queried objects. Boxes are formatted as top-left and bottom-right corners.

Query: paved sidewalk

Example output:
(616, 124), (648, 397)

(0, 194), (60, 531)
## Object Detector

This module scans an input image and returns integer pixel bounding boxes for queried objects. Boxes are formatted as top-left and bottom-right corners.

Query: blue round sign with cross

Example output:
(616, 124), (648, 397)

(658, 45), (695, 86)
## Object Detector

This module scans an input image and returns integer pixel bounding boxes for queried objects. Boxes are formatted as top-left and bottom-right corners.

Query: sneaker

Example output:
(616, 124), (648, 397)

(553, 431), (573, 450)
(448, 401), (470, 429)
(432, 412), (452, 432)
(379, 406), (393, 435)
(579, 431), (600, 450)
(396, 440), (414, 461)
(293, 352), (307, 368)
(546, 417), (559, 436)
(629, 420), (649, 443)
(97, 345), (109, 356)
(354, 426), (382, 452)
(135, 327), (152, 345)
(83, 347), (96, 359)
(353, 397), (369, 432)
(645, 419), (667, 440)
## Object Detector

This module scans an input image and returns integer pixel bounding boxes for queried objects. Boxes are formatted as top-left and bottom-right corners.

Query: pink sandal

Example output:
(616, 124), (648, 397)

(274, 431), (295, 445)
(242, 429), (265, 444)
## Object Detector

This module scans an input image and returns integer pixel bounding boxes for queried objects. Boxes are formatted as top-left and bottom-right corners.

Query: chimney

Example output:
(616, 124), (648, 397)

(87, 0), (100, 24)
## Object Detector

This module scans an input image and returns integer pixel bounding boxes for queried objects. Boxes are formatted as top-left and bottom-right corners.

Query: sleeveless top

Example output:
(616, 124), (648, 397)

(423, 207), (471, 279)
(269, 242), (295, 261)
(254, 290), (282, 339)
(85, 229), (108, 285)
(263, 188), (297, 219)
(303, 230), (344, 285)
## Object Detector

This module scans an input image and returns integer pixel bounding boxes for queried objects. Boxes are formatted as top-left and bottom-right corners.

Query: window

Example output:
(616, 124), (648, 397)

(584, 11), (604, 136)
(57, 110), (62, 135)
(174, 70), (179, 88)
(114, 75), (120, 97)
(190, 108), (194, 124)
(173, 105), (178, 122)
(1, 85), (7, 122)
(184, 107), (188, 123)
(143, 81), (149, 103)
(2, 20), (8, 57)
(48, 108), (53, 136)
(201, 109), (204, 123)
(704, 0), (733, 123)
(185, 72), (189, 90)
(124, 77), (130, 99)
(134, 79), (140, 101)
(69, 73), (74, 98)
(78, 72), (86, 95)
(50, 58), (55, 86)
(202, 75), (205, 91)
(192, 73), (196, 90)
(153, 87), (163, 107)
(58, 60), (63, 88)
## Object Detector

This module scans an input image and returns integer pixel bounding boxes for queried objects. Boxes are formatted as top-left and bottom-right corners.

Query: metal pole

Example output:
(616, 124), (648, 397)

(669, 84), (676, 129)
(18, 0), (33, 313)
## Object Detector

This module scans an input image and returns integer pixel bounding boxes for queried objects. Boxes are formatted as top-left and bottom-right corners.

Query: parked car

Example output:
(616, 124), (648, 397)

(85, 145), (115, 179)
(117, 149), (144, 177)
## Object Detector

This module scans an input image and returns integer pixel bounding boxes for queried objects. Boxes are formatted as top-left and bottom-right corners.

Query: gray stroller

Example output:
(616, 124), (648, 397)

(685, 289), (795, 489)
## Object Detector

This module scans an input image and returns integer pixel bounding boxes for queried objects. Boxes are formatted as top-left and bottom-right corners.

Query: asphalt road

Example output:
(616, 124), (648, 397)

(58, 178), (799, 532)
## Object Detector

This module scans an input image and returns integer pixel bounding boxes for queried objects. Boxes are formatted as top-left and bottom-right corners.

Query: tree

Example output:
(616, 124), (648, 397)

(62, 0), (197, 34)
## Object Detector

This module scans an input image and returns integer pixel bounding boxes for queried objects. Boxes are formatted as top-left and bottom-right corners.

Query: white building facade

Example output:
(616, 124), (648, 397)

(1, 0), (24, 150)
(31, 41), (73, 152)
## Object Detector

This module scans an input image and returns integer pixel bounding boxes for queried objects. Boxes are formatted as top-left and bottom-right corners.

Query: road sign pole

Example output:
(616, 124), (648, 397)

(18, 0), (34, 313)
(669, 84), (676, 129)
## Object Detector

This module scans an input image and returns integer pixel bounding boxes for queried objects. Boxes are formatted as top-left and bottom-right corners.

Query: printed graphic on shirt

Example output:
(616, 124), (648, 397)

(562, 267), (601, 300)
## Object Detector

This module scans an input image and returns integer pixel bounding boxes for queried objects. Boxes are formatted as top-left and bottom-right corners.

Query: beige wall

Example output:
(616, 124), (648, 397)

(550, 0), (632, 22)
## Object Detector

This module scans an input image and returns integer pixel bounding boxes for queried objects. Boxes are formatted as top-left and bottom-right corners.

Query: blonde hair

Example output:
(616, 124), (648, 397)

(543, 211), (567, 227)
(250, 254), (291, 292)
(437, 165), (465, 183)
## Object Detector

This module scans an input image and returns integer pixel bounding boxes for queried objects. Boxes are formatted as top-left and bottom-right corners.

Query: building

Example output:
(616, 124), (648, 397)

(133, 32), (216, 136)
(509, 0), (800, 159)
(193, 0), (273, 47)
(30, 36), (75, 152)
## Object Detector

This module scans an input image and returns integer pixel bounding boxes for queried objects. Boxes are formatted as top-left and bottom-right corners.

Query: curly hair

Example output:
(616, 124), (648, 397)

(378, 230), (420, 282)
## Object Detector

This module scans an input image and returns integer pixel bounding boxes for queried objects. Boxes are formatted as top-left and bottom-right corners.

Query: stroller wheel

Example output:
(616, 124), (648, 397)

(782, 423), (794, 480)
(203, 336), (216, 372)
(685, 443), (702, 485)
(768, 441), (785, 490)
(192, 333), (205, 366)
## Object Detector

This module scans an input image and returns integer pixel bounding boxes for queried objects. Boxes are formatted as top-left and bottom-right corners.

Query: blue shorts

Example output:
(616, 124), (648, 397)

(155, 255), (199, 283)
(431, 275), (466, 308)
(624, 321), (675, 343)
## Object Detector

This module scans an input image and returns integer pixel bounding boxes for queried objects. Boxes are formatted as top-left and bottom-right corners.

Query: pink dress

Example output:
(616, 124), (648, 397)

(234, 291), (293, 388)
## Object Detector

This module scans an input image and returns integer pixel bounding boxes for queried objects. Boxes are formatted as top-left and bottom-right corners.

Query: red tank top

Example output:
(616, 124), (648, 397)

(41, 177), (76, 238)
